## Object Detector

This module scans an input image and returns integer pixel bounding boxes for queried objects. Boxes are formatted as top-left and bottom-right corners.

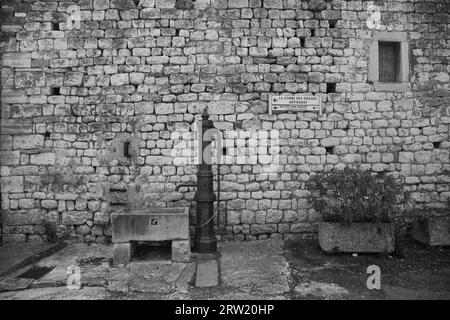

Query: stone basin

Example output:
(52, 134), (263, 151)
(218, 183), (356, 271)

(111, 207), (191, 265)
(112, 207), (189, 242)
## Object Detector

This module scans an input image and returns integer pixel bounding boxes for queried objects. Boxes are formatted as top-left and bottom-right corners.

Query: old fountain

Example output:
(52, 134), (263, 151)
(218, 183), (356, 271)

(111, 108), (219, 266)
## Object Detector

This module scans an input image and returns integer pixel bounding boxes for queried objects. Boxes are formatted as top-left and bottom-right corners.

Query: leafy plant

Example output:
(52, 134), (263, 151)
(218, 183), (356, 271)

(307, 168), (410, 223)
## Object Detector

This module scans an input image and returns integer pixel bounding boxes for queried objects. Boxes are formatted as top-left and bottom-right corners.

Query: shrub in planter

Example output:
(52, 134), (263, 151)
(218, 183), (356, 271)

(307, 168), (409, 253)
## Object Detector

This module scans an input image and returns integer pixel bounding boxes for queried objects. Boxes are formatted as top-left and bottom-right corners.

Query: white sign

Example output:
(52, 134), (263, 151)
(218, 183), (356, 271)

(269, 95), (322, 115)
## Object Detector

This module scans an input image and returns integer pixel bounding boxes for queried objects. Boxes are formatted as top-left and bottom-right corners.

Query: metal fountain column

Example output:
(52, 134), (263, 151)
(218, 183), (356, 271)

(194, 108), (218, 254)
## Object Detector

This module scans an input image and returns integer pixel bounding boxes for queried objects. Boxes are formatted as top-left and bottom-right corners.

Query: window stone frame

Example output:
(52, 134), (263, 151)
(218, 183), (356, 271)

(368, 31), (410, 92)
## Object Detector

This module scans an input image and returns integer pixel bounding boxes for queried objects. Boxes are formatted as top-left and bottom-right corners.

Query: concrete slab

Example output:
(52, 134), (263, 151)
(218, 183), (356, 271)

(195, 260), (219, 288)
(220, 239), (291, 296)
(0, 242), (67, 277)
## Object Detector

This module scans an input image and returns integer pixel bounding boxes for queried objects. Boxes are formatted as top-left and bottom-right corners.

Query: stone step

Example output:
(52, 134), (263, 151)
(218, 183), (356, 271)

(195, 259), (219, 288)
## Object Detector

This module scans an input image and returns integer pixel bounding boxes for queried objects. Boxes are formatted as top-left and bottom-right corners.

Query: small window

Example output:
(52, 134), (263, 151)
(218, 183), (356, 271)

(368, 32), (410, 92)
(378, 42), (400, 82)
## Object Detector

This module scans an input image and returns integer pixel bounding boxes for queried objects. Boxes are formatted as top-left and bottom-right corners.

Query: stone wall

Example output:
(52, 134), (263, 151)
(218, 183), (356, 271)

(0, 0), (449, 243)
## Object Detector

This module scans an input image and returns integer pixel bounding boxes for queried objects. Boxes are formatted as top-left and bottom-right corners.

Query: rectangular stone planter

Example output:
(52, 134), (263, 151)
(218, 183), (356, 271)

(111, 207), (191, 264)
(318, 222), (395, 253)
(412, 215), (450, 247)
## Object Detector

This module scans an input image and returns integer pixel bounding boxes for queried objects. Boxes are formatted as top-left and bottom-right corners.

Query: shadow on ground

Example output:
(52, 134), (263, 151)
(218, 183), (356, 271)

(284, 236), (450, 300)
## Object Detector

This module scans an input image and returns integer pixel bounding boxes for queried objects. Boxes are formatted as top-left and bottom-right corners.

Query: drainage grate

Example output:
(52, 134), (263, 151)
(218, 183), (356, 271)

(17, 265), (54, 280)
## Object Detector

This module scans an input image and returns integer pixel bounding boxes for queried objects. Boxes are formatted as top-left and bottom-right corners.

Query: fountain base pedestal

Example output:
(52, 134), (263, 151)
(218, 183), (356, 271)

(111, 207), (191, 265)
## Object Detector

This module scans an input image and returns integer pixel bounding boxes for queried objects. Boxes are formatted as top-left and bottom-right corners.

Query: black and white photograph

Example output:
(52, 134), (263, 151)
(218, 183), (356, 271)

(0, 0), (449, 310)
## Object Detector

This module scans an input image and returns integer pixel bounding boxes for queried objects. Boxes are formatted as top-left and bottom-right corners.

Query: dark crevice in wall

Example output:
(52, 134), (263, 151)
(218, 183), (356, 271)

(123, 141), (131, 158)
(433, 142), (441, 149)
(300, 37), (305, 47)
(327, 83), (336, 93)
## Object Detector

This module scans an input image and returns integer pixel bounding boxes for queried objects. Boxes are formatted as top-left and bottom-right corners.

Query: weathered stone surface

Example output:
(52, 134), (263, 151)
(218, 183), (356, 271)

(195, 259), (219, 288)
(250, 224), (277, 235)
(13, 135), (44, 149)
(412, 215), (450, 247)
(0, 151), (21, 165)
(113, 242), (134, 265)
(111, 73), (129, 85)
(30, 153), (56, 165)
(94, 0), (110, 10)
(295, 281), (349, 300)
(1, 176), (24, 193)
(220, 239), (290, 295)
(111, 0), (135, 10)
(111, 208), (189, 242)
(172, 240), (191, 262)
(2, 53), (31, 68)
(318, 222), (395, 253)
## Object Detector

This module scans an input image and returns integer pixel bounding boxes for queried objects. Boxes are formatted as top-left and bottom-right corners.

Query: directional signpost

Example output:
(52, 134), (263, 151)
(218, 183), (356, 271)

(268, 95), (322, 115)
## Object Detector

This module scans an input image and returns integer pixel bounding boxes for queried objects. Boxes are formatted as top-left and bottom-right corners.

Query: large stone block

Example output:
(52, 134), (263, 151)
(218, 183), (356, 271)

(111, 0), (136, 9)
(30, 153), (56, 165)
(318, 222), (395, 253)
(250, 224), (277, 235)
(0, 151), (21, 165)
(111, 207), (189, 242)
(172, 239), (191, 262)
(64, 72), (83, 86)
(111, 73), (129, 85)
(1, 176), (24, 193)
(229, 0), (248, 8)
(113, 242), (135, 265)
(13, 135), (44, 149)
(155, 0), (175, 8)
(263, 0), (282, 8)
(412, 215), (450, 247)
(2, 53), (31, 68)
(62, 211), (92, 225)
(208, 101), (235, 114)
(94, 0), (110, 10)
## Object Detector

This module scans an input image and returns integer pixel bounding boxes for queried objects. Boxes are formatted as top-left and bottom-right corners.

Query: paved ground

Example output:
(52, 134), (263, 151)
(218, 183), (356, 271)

(0, 237), (449, 300)
(285, 237), (450, 300)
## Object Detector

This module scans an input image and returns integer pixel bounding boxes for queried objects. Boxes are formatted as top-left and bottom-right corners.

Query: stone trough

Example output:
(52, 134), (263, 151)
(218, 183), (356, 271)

(111, 207), (191, 264)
